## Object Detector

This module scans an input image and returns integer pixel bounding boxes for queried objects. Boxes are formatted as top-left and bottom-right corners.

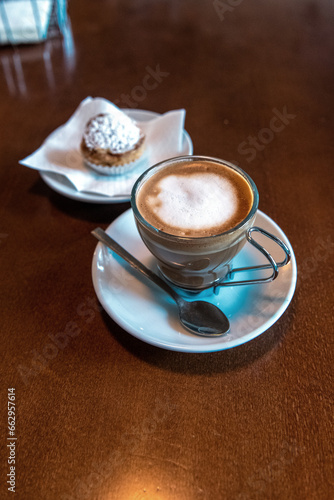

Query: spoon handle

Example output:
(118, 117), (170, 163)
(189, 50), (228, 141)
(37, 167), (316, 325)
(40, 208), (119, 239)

(92, 228), (179, 302)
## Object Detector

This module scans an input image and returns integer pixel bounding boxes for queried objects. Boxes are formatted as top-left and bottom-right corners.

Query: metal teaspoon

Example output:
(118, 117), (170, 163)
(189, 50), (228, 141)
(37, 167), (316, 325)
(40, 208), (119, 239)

(92, 228), (230, 337)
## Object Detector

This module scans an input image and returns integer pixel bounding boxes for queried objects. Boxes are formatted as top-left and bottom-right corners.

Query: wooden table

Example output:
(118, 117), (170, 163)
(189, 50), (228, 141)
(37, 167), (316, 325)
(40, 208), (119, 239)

(1, 1), (333, 499)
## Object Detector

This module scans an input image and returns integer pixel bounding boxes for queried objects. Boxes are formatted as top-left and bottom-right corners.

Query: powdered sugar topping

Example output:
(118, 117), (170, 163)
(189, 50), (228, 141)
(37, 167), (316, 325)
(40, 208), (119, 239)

(83, 113), (142, 154)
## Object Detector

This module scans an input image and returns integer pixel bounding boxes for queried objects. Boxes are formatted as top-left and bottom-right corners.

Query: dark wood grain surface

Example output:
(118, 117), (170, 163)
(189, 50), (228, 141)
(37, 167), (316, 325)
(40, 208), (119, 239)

(1, 1), (333, 499)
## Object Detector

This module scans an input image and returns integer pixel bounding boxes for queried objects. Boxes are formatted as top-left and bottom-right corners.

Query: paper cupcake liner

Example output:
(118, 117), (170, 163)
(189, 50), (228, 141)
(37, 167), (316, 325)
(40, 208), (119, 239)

(84, 144), (145, 175)
(84, 158), (140, 176)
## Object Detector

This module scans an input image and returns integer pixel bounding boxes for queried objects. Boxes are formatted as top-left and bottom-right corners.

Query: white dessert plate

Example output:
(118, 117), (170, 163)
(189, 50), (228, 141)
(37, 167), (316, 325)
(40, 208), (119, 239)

(40, 109), (193, 204)
(92, 209), (297, 353)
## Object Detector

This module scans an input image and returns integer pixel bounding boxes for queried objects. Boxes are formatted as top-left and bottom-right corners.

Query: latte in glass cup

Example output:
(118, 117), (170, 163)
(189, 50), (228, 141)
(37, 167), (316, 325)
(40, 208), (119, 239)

(131, 156), (259, 290)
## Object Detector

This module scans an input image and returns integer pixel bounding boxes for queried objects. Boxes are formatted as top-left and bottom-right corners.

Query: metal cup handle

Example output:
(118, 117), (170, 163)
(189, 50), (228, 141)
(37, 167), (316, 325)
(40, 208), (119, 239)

(214, 227), (291, 290)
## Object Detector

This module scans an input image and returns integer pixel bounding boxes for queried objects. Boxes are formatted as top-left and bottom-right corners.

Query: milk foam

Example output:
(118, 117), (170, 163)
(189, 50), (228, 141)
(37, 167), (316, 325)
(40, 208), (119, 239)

(147, 173), (237, 231)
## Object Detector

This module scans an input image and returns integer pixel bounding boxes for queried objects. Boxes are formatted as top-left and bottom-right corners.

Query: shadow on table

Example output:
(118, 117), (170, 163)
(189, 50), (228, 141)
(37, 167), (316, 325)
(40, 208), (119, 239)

(29, 176), (129, 224)
(100, 296), (298, 376)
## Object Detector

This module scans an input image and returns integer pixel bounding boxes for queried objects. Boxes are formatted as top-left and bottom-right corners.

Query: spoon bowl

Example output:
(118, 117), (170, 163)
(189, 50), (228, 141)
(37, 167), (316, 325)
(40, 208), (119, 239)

(92, 228), (230, 337)
(177, 298), (230, 336)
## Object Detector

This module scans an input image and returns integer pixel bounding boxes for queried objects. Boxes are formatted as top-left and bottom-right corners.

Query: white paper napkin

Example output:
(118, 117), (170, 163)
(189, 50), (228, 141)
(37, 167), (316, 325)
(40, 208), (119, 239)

(19, 97), (187, 197)
(0, 1), (53, 44)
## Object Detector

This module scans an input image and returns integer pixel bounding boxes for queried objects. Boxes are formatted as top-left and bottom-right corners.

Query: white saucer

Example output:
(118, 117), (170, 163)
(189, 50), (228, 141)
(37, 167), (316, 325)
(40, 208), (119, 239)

(40, 109), (193, 204)
(92, 209), (297, 352)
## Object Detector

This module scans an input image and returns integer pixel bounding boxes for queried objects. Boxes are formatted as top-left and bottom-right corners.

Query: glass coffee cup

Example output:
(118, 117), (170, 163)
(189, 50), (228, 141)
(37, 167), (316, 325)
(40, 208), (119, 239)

(131, 156), (290, 292)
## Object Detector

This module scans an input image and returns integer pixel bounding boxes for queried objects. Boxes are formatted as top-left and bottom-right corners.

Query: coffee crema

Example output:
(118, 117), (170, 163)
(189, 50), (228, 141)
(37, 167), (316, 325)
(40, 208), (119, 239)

(136, 160), (253, 237)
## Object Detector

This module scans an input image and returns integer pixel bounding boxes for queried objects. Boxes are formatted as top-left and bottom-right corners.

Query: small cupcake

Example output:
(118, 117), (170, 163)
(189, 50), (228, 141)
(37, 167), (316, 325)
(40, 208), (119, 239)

(80, 112), (145, 175)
